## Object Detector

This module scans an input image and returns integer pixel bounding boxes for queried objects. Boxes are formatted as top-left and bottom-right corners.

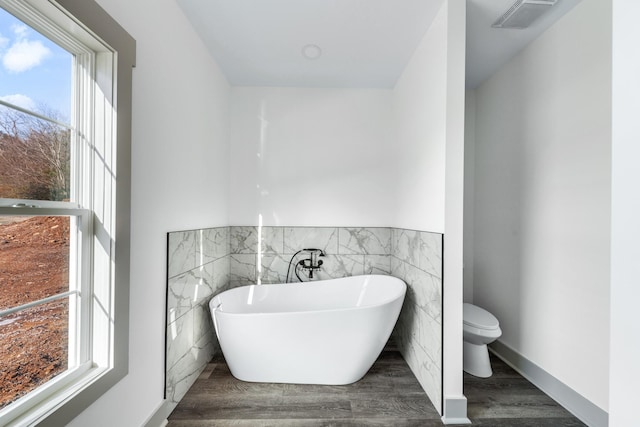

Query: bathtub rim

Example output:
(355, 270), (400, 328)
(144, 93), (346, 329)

(209, 274), (406, 317)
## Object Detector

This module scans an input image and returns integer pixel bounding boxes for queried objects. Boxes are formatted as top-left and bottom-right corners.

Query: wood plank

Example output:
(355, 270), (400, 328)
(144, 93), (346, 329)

(463, 376), (541, 397)
(469, 418), (587, 427)
(350, 396), (440, 419)
(169, 395), (352, 421)
(467, 393), (576, 419)
(187, 380), (287, 397)
(167, 418), (445, 427)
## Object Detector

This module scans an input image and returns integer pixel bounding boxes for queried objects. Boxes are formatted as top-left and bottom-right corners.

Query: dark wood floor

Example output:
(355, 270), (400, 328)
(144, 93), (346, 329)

(167, 344), (586, 426)
(463, 354), (586, 427)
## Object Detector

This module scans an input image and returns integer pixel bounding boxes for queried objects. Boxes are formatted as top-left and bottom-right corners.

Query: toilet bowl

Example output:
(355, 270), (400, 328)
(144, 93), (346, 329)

(463, 303), (502, 378)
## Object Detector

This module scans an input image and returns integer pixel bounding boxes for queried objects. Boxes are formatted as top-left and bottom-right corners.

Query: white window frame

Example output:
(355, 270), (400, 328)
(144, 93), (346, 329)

(0, 0), (134, 425)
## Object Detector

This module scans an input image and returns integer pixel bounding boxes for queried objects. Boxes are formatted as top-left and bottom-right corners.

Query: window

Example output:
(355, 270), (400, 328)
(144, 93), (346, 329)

(0, 10), (79, 413)
(0, 0), (134, 425)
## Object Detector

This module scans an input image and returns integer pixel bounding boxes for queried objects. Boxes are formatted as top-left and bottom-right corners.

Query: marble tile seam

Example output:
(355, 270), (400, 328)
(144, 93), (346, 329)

(167, 258), (219, 279)
(390, 254), (442, 278)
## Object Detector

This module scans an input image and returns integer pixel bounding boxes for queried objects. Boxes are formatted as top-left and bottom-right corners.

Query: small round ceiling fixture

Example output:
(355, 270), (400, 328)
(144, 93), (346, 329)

(301, 44), (322, 60)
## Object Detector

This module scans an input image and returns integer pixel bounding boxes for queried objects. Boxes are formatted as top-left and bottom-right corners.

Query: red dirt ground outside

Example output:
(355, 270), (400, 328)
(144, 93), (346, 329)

(0, 216), (70, 409)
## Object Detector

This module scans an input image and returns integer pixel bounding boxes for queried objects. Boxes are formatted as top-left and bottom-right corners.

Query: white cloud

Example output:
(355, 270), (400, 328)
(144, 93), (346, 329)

(0, 32), (9, 50)
(1, 94), (36, 111)
(3, 39), (51, 73)
(0, 24), (51, 73)
(11, 24), (28, 40)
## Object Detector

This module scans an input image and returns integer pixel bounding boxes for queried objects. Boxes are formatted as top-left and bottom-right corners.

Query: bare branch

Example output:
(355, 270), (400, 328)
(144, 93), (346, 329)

(0, 106), (70, 200)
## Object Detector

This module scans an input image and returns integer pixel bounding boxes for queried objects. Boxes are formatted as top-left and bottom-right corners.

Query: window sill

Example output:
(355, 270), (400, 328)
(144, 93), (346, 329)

(2, 364), (111, 427)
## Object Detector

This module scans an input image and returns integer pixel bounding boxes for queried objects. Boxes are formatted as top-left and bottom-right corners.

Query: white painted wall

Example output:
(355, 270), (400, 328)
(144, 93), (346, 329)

(463, 89), (475, 303)
(392, 6), (448, 234)
(228, 87), (395, 227)
(472, 0), (611, 411)
(609, 1), (640, 425)
(69, 0), (231, 426)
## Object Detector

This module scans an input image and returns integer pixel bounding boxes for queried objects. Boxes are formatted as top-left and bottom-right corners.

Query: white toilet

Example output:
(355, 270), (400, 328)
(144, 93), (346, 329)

(463, 303), (502, 378)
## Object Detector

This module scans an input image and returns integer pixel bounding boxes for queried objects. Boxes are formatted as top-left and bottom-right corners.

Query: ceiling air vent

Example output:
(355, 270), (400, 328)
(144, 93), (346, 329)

(492, 0), (558, 29)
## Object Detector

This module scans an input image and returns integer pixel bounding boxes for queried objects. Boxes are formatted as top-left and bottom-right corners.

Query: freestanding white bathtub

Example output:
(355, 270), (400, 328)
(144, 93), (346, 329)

(208, 274), (406, 385)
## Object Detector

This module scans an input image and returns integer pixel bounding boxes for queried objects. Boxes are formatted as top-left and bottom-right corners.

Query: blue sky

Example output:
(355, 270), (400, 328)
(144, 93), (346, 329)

(0, 7), (71, 122)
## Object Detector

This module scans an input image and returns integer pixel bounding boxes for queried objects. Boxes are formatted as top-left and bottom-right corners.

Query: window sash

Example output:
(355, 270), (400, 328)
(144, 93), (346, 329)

(0, 205), (92, 419)
(0, 0), (97, 208)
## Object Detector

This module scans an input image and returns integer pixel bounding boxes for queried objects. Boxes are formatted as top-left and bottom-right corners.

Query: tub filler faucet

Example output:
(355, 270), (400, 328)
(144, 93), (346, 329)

(302, 248), (325, 279)
(286, 248), (325, 282)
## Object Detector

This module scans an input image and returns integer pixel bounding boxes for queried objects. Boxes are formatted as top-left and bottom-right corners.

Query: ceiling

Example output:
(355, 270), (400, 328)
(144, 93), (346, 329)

(176, 0), (582, 89)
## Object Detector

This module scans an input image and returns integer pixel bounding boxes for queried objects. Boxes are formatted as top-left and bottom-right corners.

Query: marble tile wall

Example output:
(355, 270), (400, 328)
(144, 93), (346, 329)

(165, 225), (442, 414)
(229, 226), (392, 286)
(165, 227), (230, 407)
(390, 228), (443, 412)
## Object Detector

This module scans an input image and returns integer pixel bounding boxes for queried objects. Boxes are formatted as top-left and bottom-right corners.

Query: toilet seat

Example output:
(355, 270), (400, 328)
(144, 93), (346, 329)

(463, 303), (499, 330)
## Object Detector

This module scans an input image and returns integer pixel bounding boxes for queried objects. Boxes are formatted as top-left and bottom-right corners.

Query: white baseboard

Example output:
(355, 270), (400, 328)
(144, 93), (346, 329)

(441, 395), (471, 425)
(142, 400), (175, 427)
(490, 340), (608, 427)
(441, 417), (472, 425)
